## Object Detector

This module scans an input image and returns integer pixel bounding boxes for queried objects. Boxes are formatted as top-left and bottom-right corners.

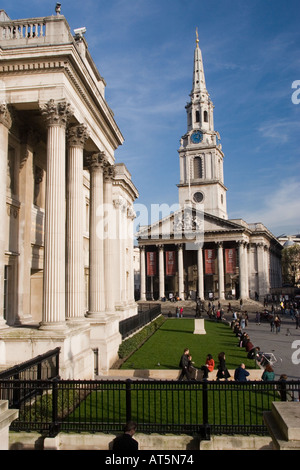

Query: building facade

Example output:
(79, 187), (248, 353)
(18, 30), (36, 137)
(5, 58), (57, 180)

(137, 33), (282, 302)
(0, 9), (138, 377)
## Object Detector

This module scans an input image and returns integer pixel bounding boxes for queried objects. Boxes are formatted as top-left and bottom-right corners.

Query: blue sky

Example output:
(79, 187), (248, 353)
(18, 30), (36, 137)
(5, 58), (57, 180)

(1, 0), (300, 237)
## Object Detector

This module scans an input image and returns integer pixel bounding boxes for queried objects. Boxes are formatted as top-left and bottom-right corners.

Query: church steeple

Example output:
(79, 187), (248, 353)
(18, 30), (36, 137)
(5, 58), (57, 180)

(191, 28), (207, 98)
(185, 30), (214, 134)
(178, 31), (228, 220)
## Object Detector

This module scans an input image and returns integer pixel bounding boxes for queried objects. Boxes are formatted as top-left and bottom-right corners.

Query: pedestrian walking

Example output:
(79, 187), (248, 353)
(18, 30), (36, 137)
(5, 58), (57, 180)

(178, 348), (191, 381)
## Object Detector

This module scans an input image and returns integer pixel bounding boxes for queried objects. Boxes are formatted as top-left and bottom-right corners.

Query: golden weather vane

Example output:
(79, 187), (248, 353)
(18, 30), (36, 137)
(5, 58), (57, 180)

(196, 27), (199, 47)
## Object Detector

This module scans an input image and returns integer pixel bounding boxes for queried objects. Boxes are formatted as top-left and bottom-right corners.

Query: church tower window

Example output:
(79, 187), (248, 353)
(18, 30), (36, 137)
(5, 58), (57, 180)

(204, 110), (208, 122)
(193, 156), (203, 179)
(195, 111), (200, 123)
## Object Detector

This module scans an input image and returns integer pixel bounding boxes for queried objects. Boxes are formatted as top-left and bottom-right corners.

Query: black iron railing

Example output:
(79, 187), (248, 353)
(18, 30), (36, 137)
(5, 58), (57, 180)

(119, 304), (161, 339)
(0, 347), (60, 381)
(1, 377), (299, 438)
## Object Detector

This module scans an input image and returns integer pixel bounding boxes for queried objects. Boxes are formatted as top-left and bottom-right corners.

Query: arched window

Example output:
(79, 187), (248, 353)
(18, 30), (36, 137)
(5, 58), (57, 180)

(195, 111), (200, 123)
(204, 110), (208, 122)
(193, 156), (203, 179)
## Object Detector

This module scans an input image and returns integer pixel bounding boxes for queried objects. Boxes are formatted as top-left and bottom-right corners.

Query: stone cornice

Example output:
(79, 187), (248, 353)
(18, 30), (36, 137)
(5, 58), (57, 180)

(0, 46), (124, 149)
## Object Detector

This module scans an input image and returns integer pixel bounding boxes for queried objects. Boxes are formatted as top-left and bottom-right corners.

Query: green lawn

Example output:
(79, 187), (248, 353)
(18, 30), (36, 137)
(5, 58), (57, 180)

(121, 319), (257, 370)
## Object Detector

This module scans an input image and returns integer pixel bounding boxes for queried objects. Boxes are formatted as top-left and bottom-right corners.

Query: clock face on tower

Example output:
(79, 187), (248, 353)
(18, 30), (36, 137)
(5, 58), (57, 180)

(191, 130), (203, 144)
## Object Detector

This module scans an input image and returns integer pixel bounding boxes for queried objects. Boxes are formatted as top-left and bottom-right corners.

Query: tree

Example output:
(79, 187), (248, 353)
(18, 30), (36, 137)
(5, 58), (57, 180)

(281, 244), (300, 286)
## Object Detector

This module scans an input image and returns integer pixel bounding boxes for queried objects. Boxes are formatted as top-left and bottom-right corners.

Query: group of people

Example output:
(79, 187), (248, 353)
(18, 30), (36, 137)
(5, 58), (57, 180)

(231, 311), (276, 381)
(178, 348), (234, 381)
(178, 348), (215, 381)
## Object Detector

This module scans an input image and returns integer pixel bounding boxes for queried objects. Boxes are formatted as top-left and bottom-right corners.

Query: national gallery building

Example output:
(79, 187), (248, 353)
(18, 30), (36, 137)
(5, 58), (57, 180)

(137, 34), (282, 303)
(0, 8), (138, 377)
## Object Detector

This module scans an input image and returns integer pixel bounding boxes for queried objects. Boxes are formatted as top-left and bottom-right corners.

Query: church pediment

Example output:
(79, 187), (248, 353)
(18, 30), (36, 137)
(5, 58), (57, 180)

(137, 208), (245, 243)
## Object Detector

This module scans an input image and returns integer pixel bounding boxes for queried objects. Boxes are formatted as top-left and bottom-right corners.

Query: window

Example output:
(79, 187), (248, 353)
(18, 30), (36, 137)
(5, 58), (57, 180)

(204, 110), (208, 122)
(193, 156), (203, 179)
(195, 111), (200, 123)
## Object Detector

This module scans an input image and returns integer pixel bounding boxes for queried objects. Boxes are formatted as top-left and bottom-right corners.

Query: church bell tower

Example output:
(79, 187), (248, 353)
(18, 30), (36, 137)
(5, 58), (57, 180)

(178, 30), (228, 220)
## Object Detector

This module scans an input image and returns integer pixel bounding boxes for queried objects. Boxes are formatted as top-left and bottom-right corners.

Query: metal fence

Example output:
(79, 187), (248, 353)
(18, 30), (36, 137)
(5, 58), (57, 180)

(119, 304), (161, 339)
(0, 348), (60, 381)
(1, 377), (299, 439)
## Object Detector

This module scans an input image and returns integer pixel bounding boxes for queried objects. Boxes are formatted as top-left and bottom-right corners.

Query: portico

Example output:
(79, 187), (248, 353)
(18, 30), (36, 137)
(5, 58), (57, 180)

(138, 214), (282, 302)
(0, 10), (138, 376)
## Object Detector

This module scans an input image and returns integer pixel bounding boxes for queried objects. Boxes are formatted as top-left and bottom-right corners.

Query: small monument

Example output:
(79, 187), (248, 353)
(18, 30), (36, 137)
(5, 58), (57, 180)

(194, 318), (206, 334)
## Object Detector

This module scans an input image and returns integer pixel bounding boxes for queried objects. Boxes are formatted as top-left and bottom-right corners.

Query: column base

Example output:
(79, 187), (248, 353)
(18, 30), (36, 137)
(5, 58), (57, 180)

(39, 321), (68, 332)
(0, 320), (9, 330)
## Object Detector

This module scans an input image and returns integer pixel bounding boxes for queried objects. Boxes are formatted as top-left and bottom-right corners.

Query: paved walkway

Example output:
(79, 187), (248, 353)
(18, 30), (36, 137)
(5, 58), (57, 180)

(239, 311), (300, 380)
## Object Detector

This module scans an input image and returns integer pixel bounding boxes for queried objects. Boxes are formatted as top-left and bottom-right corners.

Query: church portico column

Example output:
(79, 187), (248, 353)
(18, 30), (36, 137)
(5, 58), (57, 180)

(158, 244), (165, 300)
(177, 244), (185, 300)
(66, 124), (89, 322)
(197, 245), (204, 300)
(40, 99), (72, 329)
(257, 242), (268, 298)
(217, 242), (225, 300)
(86, 152), (106, 317)
(0, 105), (12, 328)
(140, 246), (146, 301)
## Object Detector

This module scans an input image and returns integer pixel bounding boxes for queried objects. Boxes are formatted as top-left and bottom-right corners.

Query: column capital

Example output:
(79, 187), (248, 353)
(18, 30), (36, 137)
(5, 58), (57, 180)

(85, 151), (107, 171)
(217, 241), (223, 248)
(41, 99), (73, 128)
(103, 161), (115, 181)
(0, 104), (12, 129)
(67, 123), (89, 148)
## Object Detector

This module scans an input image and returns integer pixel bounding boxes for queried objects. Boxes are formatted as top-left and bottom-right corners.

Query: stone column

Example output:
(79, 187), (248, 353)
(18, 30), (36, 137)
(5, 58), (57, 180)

(0, 105), (11, 328)
(158, 244), (165, 300)
(66, 124), (89, 322)
(257, 242), (267, 298)
(197, 245), (204, 300)
(127, 206), (136, 303)
(40, 99), (72, 329)
(217, 242), (225, 300)
(103, 162), (115, 312)
(178, 244), (185, 300)
(238, 240), (248, 300)
(140, 245), (146, 301)
(86, 152), (106, 317)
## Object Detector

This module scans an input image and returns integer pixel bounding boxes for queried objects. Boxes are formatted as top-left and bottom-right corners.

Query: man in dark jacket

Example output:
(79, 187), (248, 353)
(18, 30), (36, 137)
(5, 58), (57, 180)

(112, 421), (138, 451)
(234, 363), (250, 381)
(178, 348), (191, 381)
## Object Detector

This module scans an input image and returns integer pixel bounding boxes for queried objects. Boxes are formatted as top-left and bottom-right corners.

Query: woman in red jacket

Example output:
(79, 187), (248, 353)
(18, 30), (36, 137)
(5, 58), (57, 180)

(201, 354), (215, 380)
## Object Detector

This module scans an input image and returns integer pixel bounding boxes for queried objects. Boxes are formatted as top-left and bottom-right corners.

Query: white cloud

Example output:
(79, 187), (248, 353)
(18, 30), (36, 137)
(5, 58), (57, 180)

(230, 177), (300, 235)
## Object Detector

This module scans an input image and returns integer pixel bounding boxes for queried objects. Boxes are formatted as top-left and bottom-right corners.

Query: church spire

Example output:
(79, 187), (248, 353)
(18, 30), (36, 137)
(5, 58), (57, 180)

(191, 28), (207, 99)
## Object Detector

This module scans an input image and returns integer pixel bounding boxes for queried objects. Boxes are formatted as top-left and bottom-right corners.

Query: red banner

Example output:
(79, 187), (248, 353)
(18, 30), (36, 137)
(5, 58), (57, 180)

(166, 251), (176, 276)
(225, 248), (236, 274)
(205, 249), (215, 274)
(147, 252), (157, 276)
